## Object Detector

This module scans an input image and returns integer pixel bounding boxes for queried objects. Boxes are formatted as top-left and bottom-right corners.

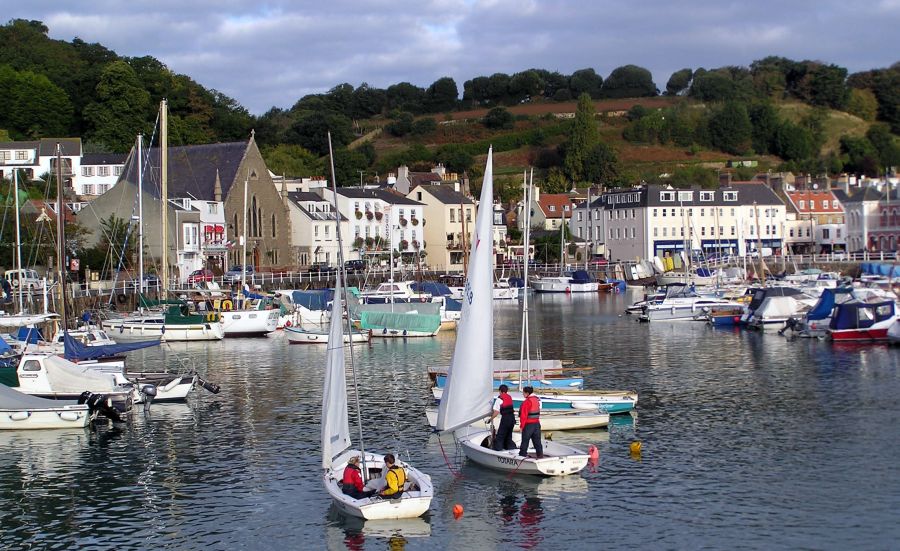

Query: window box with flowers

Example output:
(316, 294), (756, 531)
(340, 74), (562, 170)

(411, 217), (419, 226)
(355, 210), (363, 220)
(411, 240), (420, 249)
(353, 237), (364, 249)
(400, 239), (409, 250)
(399, 217), (408, 227)
(365, 237), (375, 249)
(366, 211), (374, 220)
(374, 211), (383, 221)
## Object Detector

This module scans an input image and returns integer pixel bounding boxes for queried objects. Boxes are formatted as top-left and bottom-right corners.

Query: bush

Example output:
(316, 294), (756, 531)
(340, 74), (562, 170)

(483, 107), (514, 129)
(411, 117), (437, 135)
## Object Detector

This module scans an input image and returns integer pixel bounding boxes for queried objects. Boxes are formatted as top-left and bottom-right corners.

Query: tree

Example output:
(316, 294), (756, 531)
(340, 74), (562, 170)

(748, 102), (780, 154)
(411, 117), (437, 136)
(386, 111), (414, 136)
(424, 77), (459, 113)
(866, 123), (900, 173)
(707, 102), (752, 155)
(508, 70), (543, 102)
(773, 121), (815, 161)
(0, 65), (74, 139)
(261, 144), (324, 178)
(840, 135), (880, 175)
(808, 63), (849, 109)
(665, 165), (719, 189)
(326, 147), (370, 186)
(434, 144), (474, 174)
(564, 93), (599, 182)
(284, 111), (353, 156)
(483, 107), (514, 129)
(665, 68), (693, 96)
(601, 65), (657, 98)
(82, 61), (150, 152)
(385, 82), (426, 114)
(581, 142), (621, 184)
(846, 88), (878, 121)
(568, 68), (604, 99)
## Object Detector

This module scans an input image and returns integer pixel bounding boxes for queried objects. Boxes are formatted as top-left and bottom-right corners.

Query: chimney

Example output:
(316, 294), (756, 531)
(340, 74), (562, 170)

(533, 186), (540, 202)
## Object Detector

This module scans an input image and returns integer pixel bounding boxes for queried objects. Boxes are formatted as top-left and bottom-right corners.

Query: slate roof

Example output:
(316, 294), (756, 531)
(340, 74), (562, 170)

(337, 187), (423, 206)
(82, 153), (127, 165)
(414, 185), (473, 205)
(643, 184), (784, 207)
(835, 186), (900, 203)
(286, 191), (348, 221)
(118, 142), (248, 200)
(0, 139), (81, 157)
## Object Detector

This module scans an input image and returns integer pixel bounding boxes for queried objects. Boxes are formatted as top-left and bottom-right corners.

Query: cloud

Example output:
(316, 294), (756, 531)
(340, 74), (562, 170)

(7, 0), (900, 114)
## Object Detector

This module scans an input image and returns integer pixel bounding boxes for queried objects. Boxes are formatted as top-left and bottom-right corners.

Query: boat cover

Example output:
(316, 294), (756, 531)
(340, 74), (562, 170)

(359, 311), (441, 333)
(444, 298), (463, 312)
(861, 263), (900, 277)
(830, 301), (896, 330)
(291, 290), (330, 311)
(63, 332), (160, 361)
(41, 356), (120, 393)
(570, 270), (594, 284)
(15, 327), (44, 344)
(411, 281), (453, 297)
(806, 288), (853, 321)
(0, 383), (81, 409)
(351, 301), (441, 318)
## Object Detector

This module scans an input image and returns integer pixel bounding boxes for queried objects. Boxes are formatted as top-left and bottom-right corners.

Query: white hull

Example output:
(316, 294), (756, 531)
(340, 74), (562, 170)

(655, 272), (717, 287)
(324, 449), (433, 520)
(220, 309), (278, 337)
(889, 320), (900, 344)
(532, 277), (598, 293)
(493, 286), (520, 300)
(285, 326), (371, 344)
(425, 408), (608, 431)
(0, 405), (90, 430)
(454, 427), (589, 476)
(103, 319), (224, 341)
(369, 327), (440, 338)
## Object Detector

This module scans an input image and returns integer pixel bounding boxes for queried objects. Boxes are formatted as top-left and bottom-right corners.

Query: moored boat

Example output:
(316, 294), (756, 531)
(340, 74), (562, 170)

(828, 301), (899, 342)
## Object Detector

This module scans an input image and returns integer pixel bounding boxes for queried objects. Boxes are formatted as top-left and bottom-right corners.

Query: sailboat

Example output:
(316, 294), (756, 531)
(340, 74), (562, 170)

(531, 203), (598, 293)
(321, 133), (433, 519)
(435, 149), (589, 476)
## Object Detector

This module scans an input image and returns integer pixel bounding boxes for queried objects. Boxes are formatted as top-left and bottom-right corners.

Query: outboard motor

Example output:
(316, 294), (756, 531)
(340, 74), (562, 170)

(140, 384), (158, 414)
(79, 391), (123, 423)
(196, 377), (220, 394)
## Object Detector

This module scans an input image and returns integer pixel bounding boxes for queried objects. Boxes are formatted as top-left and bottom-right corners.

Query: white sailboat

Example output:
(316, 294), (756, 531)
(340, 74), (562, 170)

(321, 133), (433, 520)
(435, 150), (589, 476)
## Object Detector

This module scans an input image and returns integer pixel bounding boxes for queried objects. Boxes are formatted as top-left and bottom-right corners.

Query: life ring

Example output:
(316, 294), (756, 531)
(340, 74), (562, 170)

(117, 294), (127, 304)
(285, 320), (292, 327)
(206, 312), (218, 323)
(419, 296), (427, 303)
(221, 300), (233, 311)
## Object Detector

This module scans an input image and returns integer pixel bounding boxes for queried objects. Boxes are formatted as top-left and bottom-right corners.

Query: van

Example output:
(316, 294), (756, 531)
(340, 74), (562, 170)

(4, 269), (43, 290)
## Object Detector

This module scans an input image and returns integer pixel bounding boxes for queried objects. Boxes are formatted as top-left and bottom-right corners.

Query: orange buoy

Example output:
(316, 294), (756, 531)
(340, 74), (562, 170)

(452, 504), (464, 518)
(588, 445), (599, 460)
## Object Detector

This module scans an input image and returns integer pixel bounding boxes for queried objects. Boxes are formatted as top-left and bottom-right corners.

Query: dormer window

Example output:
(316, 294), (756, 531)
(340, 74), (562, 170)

(700, 191), (714, 201)
(549, 205), (556, 212)
(660, 191), (675, 202)
(723, 191), (737, 202)
(799, 200), (806, 209)
(678, 191), (693, 202)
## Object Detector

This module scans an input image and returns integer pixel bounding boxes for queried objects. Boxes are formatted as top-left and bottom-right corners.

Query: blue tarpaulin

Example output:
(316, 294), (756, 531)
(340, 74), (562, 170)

(410, 281), (453, 297)
(861, 263), (900, 277)
(806, 288), (853, 321)
(444, 297), (463, 312)
(830, 301), (895, 330)
(14, 327), (43, 343)
(63, 332), (160, 361)
(291, 290), (330, 311)
(570, 270), (594, 283)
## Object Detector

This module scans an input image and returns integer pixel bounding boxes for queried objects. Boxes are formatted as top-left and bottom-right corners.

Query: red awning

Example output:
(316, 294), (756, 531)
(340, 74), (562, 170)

(205, 225), (214, 232)
(215, 225), (224, 233)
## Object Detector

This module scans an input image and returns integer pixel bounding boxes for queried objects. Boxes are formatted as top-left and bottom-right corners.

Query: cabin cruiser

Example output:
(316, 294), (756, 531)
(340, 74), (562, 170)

(743, 286), (818, 331)
(638, 283), (742, 322)
(532, 270), (599, 293)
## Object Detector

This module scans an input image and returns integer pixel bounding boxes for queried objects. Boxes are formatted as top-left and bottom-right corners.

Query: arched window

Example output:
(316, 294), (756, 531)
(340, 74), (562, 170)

(250, 196), (258, 237)
(257, 207), (263, 238)
(271, 213), (276, 238)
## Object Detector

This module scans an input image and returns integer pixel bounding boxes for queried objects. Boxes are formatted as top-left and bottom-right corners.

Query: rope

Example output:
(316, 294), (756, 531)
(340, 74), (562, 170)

(435, 433), (463, 479)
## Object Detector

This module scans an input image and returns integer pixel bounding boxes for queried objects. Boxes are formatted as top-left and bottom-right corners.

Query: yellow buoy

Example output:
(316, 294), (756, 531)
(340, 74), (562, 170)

(629, 441), (642, 455)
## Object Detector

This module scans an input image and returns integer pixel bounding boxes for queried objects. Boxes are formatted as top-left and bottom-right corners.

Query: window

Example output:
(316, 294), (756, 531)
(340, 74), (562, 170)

(209, 203), (219, 214)
(22, 360), (41, 372)
(654, 227), (658, 237)
(652, 209), (657, 217)
(700, 191), (714, 201)
(809, 200), (815, 210)
(98, 184), (109, 194)
(630, 227), (635, 238)
(325, 225), (330, 239)
(790, 228), (795, 237)
(832, 200), (838, 209)
(82, 184), (95, 195)
(662, 209), (666, 217)
(314, 225), (319, 238)
(466, 209), (472, 222)
(700, 208), (705, 217)
(701, 227), (706, 236)
(678, 191), (693, 201)
(660, 191), (675, 201)
(98, 166), (110, 177)
(549, 205), (556, 212)
(837, 228), (842, 238)
(0, 151), (10, 161)
(688, 208), (693, 216)
(799, 200), (806, 209)
(671, 209), (676, 217)
(680, 227), (684, 237)
(731, 226), (735, 236)
(450, 209), (455, 223)
(723, 191), (738, 201)
(82, 166), (94, 177)
(823, 228), (830, 239)
(114, 166), (123, 176)
(730, 208), (735, 216)
(563, 205), (570, 212)
(609, 228), (613, 239)
(15, 151), (28, 160)
(271, 213), (276, 238)
(631, 208), (635, 218)
(719, 226), (724, 235)
(662, 227), (667, 237)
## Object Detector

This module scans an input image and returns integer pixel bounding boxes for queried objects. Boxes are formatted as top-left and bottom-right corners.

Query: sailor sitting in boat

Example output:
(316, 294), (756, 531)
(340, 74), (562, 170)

(378, 454), (406, 499)
(341, 456), (375, 499)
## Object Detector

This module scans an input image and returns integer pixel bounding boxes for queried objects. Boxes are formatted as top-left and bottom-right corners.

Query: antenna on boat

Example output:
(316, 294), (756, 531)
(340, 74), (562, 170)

(327, 131), (368, 477)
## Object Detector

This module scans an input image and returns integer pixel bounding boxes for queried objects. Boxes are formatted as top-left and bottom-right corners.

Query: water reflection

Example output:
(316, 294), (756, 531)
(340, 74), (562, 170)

(325, 506), (431, 551)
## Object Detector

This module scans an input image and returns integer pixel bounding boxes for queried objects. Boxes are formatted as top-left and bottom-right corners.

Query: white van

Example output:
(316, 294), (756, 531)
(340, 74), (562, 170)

(4, 269), (44, 290)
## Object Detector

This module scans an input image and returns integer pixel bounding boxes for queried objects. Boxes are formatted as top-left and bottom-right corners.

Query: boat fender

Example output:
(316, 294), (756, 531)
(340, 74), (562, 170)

(117, 294), (127, 304)
(162, 378), (181, 392)
(206, 312), (218, 323)
(58, 411), (80, 422)
(630, 441), (642, 456)
(382, 328), (388, 335)
(119, 325), (124, 333)
(402, 329), (408, 336)
(285, 320), (292, 327)
(588, 445), (599, 461)
(10, 410), (31, 421)
(161, 325), (166, 334)
(222, 300), (233, 311)
(420, 296), (427, 303)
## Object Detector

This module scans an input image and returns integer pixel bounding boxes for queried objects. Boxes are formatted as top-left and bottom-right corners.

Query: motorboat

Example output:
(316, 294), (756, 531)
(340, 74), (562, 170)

(0, 383), (90, 430)
(532, 270), (599, 293)
(828, 301), (899, 342)
(285, 325), (371, 344)
(638, 283), (742, 322)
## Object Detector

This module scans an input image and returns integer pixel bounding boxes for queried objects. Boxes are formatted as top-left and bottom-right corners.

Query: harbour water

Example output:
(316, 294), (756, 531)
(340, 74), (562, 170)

(1, 290), (899, 550)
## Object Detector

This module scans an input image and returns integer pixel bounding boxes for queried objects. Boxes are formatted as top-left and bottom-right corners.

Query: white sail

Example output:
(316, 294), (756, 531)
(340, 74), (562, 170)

(321, 271), (351, 468)
(436, 148), (495, 432)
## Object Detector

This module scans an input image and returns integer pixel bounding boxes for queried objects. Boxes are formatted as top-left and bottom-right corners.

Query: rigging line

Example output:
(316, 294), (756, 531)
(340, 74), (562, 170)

(435, 433), (463, 479)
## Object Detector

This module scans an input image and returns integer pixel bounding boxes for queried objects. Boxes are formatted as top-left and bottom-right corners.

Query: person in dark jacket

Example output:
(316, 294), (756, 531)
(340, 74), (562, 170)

(490, 384), (516, 451)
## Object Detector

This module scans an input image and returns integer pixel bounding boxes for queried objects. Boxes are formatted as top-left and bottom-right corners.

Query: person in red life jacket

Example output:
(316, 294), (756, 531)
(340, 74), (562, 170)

(490, 384), (516, 451)
(342, 456), (375, 499)
(518, 386), (543, 458)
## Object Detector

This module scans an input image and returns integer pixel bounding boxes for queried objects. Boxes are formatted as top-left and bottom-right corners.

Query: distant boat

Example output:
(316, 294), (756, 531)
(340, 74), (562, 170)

(285, 325), (370, 344)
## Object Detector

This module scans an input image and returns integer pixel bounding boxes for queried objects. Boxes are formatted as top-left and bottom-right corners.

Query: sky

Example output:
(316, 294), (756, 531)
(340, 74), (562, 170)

(10, 1), (900, 115)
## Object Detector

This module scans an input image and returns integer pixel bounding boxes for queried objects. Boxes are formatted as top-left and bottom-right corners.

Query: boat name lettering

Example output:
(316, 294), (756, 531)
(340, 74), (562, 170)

(19, 373), (37, 378)
(465, 281), (474, 305)
(497, 456), (520, 465)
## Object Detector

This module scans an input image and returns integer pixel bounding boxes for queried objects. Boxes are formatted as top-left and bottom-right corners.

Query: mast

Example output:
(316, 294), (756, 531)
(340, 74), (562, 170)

(13, 169), (23, 314)
(137, 134), (144, 292)
(518, 169), (534, 385)
(460, 200), (468, 274)
(585, 187), (591, 270)
(160, 99), (169, 299)
(241, 175), (249, 293)
(327, 131), (367, 475)
(559, 203), (565, 275)
(54, 143), (68, 331)
(753, 201), (766, 285)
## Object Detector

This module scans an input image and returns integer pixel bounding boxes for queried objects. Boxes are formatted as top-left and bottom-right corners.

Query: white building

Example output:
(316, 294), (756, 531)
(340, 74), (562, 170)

(569, 196), (606, 258)
(79, 153), (126, 197)
(284, 191), (351, 267)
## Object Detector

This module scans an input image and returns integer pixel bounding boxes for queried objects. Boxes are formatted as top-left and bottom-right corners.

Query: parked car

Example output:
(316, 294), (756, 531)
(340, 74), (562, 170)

(187, 268), (214, 284)
(4, 269), (44, 290)
(224, 265), (254, 283)
(307, 263), (337, 275)
(344, 259), (367, 273)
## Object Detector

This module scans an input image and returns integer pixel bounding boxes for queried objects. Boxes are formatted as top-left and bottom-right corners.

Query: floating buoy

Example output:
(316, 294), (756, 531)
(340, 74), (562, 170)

(629, 441), (642, 460)
(452, 504), (464, 519)
(588, 445), (599, 461)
